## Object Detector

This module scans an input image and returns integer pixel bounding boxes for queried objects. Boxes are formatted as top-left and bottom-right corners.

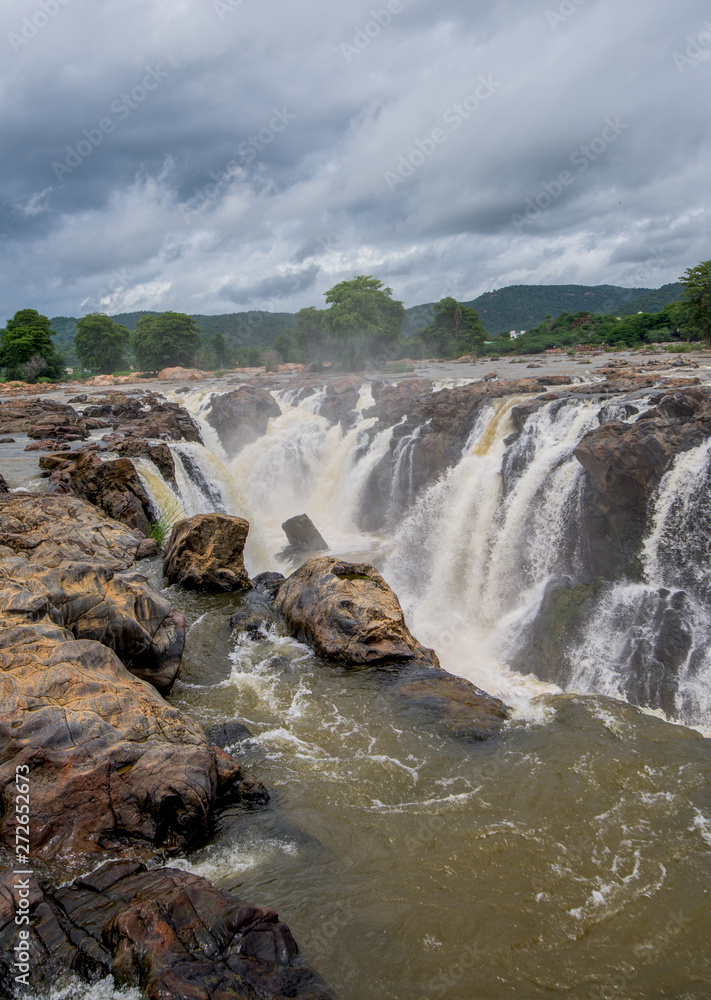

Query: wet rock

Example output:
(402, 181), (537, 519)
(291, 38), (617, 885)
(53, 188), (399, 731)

(394, 667), (508, 739)
(163, 513), (252, 591)
(0, 437), (14, 444)
(42, 450), (155, 536)
(0, 621), (267, 858)
(0, 862), (332, 1000)
(317, 376), (362, 428)
(24, 438), (68, 452)
(206, 385), (281, 456)
(0, 493), (145, 570)
(0, 475), (7, 494)
(207, 719), (253, 747)
(281, 513), (328, 553)
(252, 571), (286, 598)
(0, 557), (184, 694)
(274, 556), (439, 668)
(229, 609), (278, 639)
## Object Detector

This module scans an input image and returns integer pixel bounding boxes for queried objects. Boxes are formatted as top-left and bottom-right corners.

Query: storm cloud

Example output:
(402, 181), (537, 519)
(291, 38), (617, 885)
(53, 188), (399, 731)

(1, 0), (709, 322)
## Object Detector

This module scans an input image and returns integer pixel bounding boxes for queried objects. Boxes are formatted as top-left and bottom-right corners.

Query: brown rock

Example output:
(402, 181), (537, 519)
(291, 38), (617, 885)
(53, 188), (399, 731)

(163, 513), (252, 591)
(274, 556), (439, 667)
(0, 621), (267, 858)
(396, 669), (508, 739)
(0, 862), (331, 1000)
(157, 366), (209, 380)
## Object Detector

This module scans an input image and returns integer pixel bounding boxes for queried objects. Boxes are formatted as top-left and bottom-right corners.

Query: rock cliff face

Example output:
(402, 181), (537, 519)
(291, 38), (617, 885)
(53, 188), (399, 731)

(206, 385), (281, 455)
(0, 862), (332, 1000)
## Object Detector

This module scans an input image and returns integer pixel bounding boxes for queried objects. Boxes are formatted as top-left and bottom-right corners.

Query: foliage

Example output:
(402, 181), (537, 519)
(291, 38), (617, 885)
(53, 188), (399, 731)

(260, 348), (281, 371)
(321, 275), (405, 369)
(209, 332), (228, 368)
(0, 309), (65, 382)
(132, 312), (203, 370)
(149, 499), (184, 548)
(679, 260), (711, 344)
(74, 312), (130, 373)
(417, 297), (487, 358)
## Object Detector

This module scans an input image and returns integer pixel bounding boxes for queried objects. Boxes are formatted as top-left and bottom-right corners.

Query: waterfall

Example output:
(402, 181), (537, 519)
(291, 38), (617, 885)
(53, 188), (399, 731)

(169, 378), (711, 726)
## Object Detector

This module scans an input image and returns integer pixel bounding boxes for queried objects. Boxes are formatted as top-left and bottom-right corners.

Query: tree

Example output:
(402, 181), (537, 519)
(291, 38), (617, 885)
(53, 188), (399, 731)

(210, 332), (227, 368)
(132, 312), (203, 371)
(0, 309), (65, 382)
(321, 275), (405, 369)
(679, 260), (711, 344)
(294, 306), (327, 362)
(421, 297), (487, 357)
(74, 313), (130, 373)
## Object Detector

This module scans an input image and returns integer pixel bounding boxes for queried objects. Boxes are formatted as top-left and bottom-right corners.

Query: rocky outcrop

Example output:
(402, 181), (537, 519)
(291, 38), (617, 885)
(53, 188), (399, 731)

(0, 493), (150, 568)
(42, 449), (155, 536)
(0, 398), (88, 443)
(163, 513), (252, 591)
(0, 619), (266, 858)
(274, 556), (438, 667)
(206, 386), (281, 456)
(84, 393), (203, 447)
(0, 862), (331, 1000)
(273, 557), (507, 738)
(157, 366), (209, 380)
(0, 557), (184, 694)
(573, 386), (711, 577)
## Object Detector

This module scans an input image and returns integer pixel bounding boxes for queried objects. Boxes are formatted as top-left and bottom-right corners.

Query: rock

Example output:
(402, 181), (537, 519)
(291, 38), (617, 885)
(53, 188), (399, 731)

(0, 476), (7, 494)
(0, 398), (88, 441)
(157, 366), (209, 380)
(229, 610), (275, 639)
(206, 385), (281, 456)
(43, 450), (155, 536)
(281, 513), (328, 553)
(0, 437), (14, 443)
(207, 719), (253, 746)
(0, 557), (184, 694)
(252, 571), (286, 598)
(0, 493), (145, 569)
(394, 666), (508, 739)
(163, 514), (251, 591)
(24, 438), (68, 452)
(274, 556), (439, 667)
(0, 862), (332, 1000)
(0, 621), (267, 858)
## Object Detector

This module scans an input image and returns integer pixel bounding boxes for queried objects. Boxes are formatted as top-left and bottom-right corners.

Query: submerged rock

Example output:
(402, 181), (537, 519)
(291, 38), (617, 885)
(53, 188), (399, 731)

(274, 556), (439, 668)
(163, 513), (252, 591)
(0, 862), (331, 1000)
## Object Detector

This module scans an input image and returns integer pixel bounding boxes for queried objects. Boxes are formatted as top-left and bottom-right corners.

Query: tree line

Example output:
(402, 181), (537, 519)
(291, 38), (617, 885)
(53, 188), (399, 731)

(2, 261), (711, 381)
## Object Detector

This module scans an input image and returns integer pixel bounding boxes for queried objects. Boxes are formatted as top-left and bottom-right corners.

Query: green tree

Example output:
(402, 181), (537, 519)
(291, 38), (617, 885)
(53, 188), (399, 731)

(294, 306), (326, 362)
(0, 309), (65, 382)
(74, 313), (130, 373)
(322, 275), (405, 369)
(679, 260), (711, 344)
(210, 332), (227, 368)
(132, 311), (203, 370)
(421, 297), (487, 357)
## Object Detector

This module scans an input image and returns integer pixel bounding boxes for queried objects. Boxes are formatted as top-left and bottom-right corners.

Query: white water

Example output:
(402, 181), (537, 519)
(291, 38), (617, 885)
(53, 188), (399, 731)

(150, 380), (711, 726)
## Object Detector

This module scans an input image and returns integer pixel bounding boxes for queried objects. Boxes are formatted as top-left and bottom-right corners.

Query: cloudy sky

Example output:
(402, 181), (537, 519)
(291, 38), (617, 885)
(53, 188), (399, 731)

(1, 0), (709, 323)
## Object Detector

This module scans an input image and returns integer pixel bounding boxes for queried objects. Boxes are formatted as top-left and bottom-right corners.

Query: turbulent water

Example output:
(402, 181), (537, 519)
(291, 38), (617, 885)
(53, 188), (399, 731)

(37, 377), (709, 1000)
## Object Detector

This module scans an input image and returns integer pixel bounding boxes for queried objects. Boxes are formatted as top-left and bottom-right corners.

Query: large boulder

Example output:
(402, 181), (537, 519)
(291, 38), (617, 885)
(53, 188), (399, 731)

(273, 557), (508, 738)
(274, 556), (439, 667)
(0, 557), (184, 694)
(0, 862), (332, 1000)
(281, 513), (328, 554)
(206, 386), (281, 456)
(0, 397), (88, 442)
(0, 620), (266, 859)
(163, 513), (251, 591)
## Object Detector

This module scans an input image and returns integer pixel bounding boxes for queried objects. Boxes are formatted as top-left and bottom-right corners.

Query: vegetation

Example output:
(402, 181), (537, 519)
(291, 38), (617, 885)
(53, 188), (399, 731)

(680, 260), (711, 345)
(132, 312), (203, 370)
(0, 309), (65, 382)
(415, 297), (487, 357)
(74, 313), (130, 374)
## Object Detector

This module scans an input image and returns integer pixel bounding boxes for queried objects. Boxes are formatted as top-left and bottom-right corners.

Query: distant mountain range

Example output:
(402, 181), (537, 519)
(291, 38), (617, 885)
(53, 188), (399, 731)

(50, 282), (684, 363)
